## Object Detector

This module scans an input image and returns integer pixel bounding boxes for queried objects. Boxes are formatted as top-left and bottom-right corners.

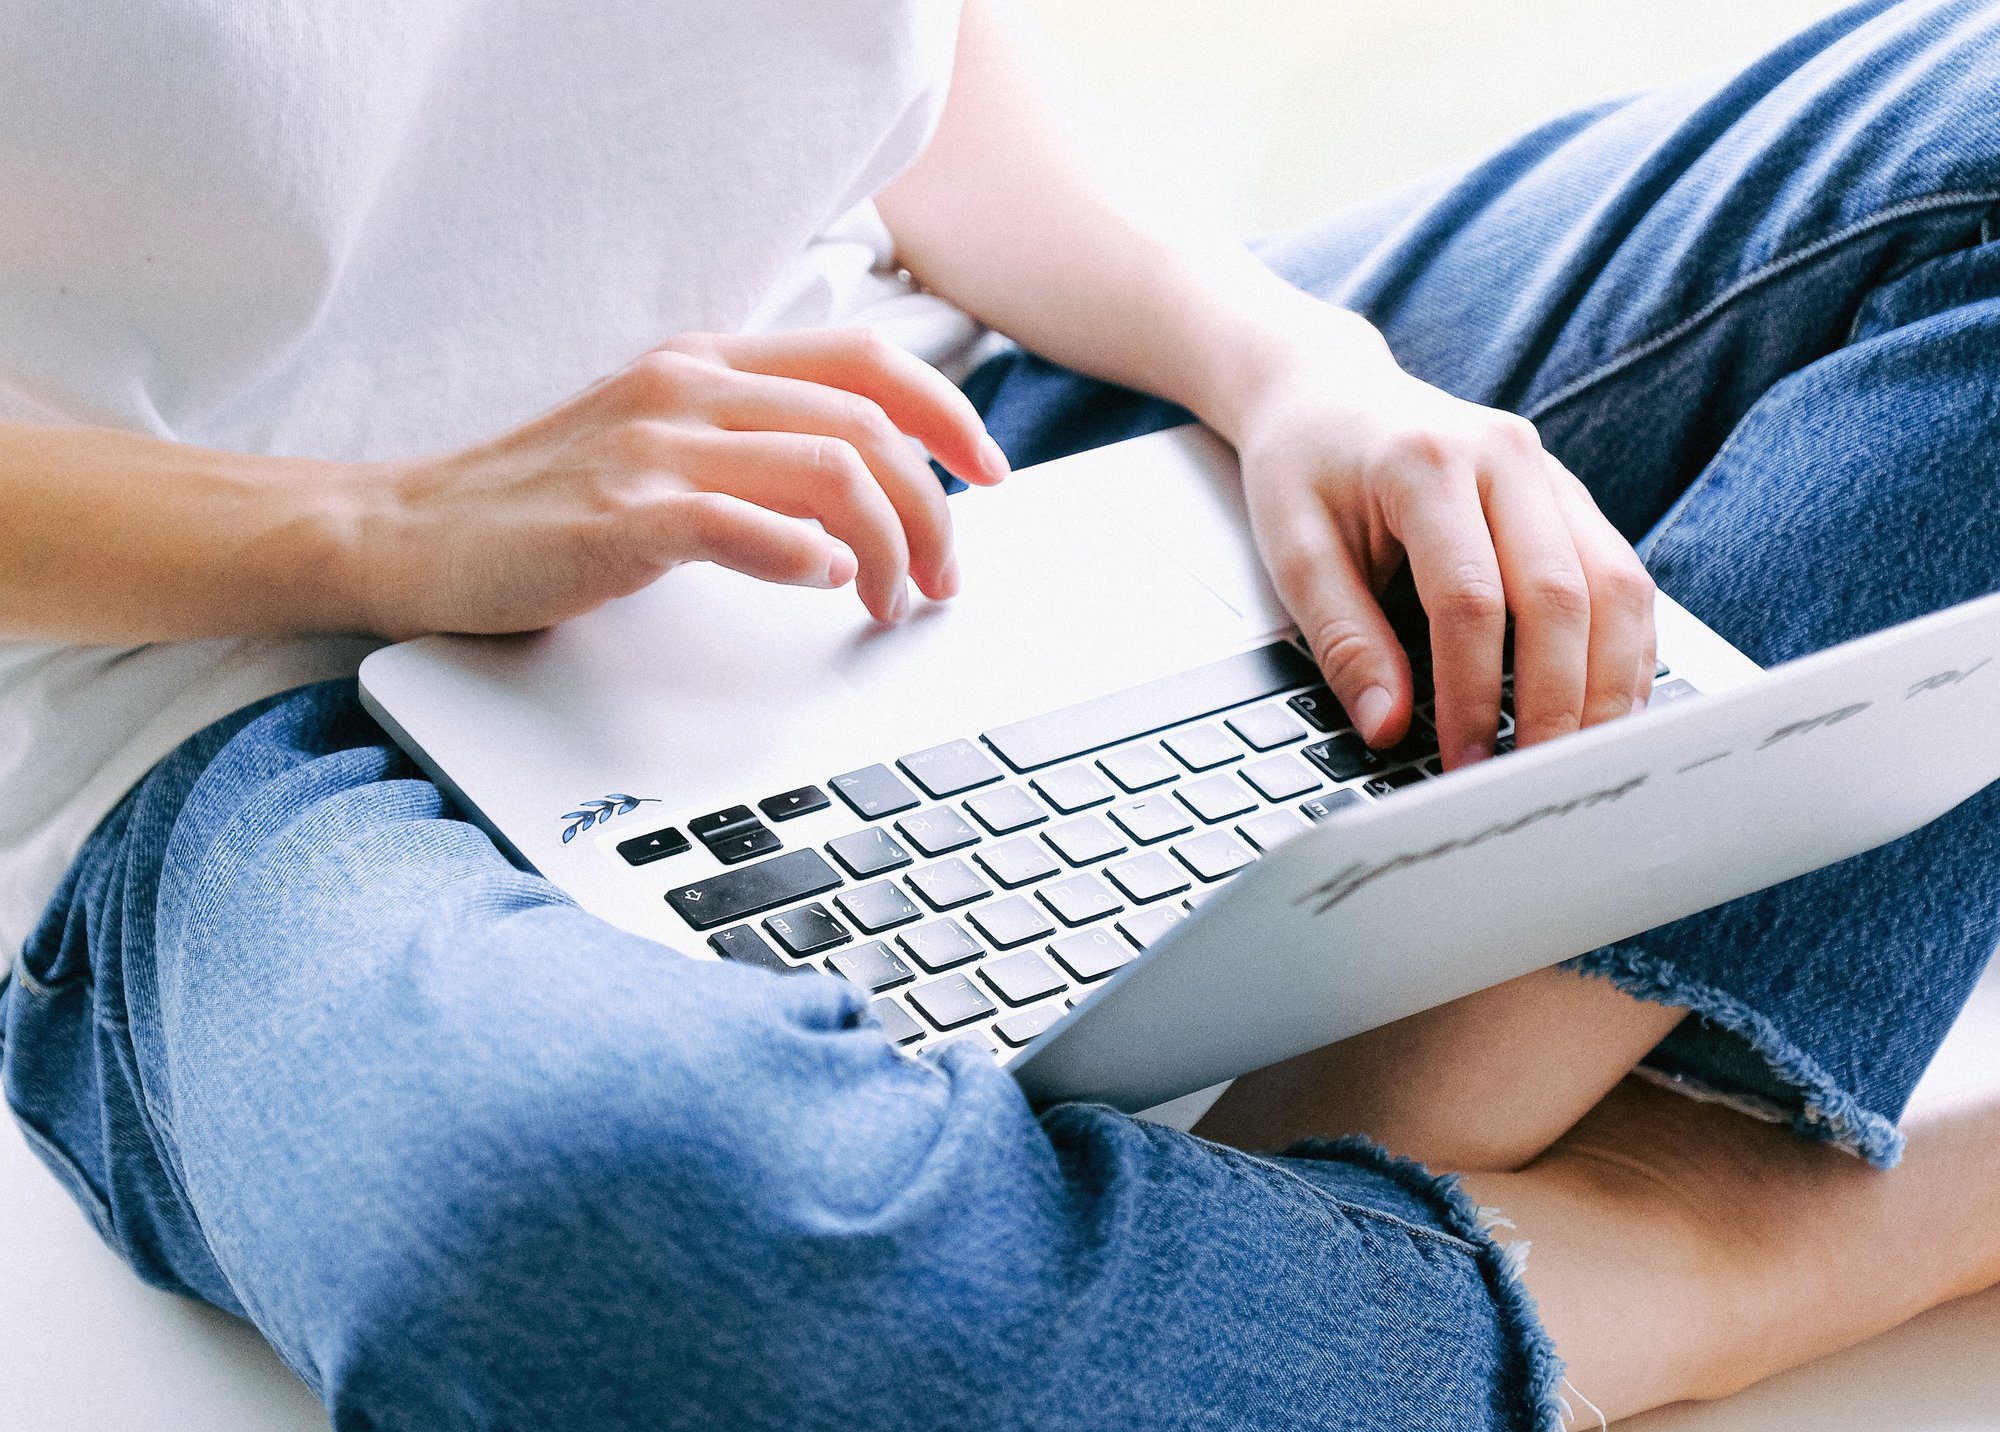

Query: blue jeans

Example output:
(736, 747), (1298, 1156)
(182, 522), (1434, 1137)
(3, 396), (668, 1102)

(8, 3), (2000, 1428)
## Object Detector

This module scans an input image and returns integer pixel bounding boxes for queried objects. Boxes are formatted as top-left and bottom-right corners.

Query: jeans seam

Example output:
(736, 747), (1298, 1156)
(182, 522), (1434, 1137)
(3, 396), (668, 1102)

(1184, 1129), (1483, 1254)
(1523, 187), (2000, 425)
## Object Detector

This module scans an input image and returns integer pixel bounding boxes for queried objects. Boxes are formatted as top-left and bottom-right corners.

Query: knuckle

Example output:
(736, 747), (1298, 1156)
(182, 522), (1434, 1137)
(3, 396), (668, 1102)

(1484, 412), (1543, 459)
(1303, 615), (1382, 688)
(1376, 427), (1458, 476)
(1520, 569), (1591, 623)
(626, 348), (703, 404)
(833, 394), (896, 449)
(838, 327), (895, 366)
(800, 435), (869, 494)
(1436, 572), (1507, 626)
(605, 417), (672, 471)
(1597, 557), (1657, 614)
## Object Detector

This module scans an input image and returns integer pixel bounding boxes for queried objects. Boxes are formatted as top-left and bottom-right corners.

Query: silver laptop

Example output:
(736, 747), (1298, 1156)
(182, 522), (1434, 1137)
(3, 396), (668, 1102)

(358, 425), (2000, 1112)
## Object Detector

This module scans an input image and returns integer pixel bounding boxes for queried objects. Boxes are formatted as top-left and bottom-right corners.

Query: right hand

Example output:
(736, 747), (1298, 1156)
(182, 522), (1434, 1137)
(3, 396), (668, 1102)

(352, 329), (1010, 639)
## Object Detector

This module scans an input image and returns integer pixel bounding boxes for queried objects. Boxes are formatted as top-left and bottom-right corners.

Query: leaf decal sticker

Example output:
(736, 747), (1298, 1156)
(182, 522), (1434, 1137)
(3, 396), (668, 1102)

(559, 793), (662, 845)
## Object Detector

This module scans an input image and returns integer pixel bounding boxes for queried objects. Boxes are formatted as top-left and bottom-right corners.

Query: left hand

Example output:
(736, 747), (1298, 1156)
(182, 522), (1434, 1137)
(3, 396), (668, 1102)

(1226, 313), (1657, 770)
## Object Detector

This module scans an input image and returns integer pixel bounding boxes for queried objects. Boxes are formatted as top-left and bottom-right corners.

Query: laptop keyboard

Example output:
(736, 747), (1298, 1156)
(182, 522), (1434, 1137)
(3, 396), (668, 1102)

(633, 640), (1697, 1063)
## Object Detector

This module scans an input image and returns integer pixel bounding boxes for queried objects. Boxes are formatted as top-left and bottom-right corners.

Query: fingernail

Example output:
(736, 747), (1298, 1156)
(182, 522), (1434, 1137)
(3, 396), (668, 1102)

(824, 549), (856, 587)
(1353, 685), (1394, 744)
(979, 434), (1011, 482)
(1454, 741), (1491, 769)
(938, 555), (961, 598)
(888, 586), (910, 623)
(1632, 694), (1650, 716)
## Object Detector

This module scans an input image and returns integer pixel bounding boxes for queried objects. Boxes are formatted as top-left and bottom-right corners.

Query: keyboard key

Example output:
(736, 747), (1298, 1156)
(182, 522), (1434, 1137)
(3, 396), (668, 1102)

(1031, 765), (1116, 814)
(689, 805), (757, 842)
(707, 924), (794, 973)
(872, 996), (925, 1045)
(688, 805), (783, 864)
(668, 850), (842, 930)
(983, 640), (1319, 771)
(1117, 904), (1188, 950)
(1362, 767), (1427, 799)
(895, 806), (981, 858)
(1104, 849), (1191, 904)
(981, 950), (1067, 1006)
(1648, 678), (1701, 707)
(1097, 743), (1179, 792)
(897, 918), (985, 973)
(827, 940), (913, 992)
(826, 827), (914, 878)
(975, 837), (1061, 889)
(708, 826), (783, 865)
(1288, 686), (1344, 732)
(758, 785), (830, 822)
(963, 784), (1048, 835)
(1044, 814), (1128, 866)
(835, 880), (924, 933)
(616, 826), (691, 866)
(1656, 659), (1672, 679)
(898, 738), (1003, 799)
(1227, 704), (1309, 750)
(995, 1003), (1065, 1047)
(1038, 871), (1122, 927)
(908, 972), (997, 1031)
(1238, 807), (1308, 853)
(1304, 733), (1387, 782)
(968, 894), (1057, 949)
(906, 857), (991, 911)
(762, 902), (849, 957)
(1241, 753), (1322, 802)
(1108, 794), (1194, 846)
(1420, 756), (1444, 777)
(1178, 773), (1259, 824)
(1174, 830), (1253, 882)
(1048, 927), (1135, 982)
(1301, 789), (1369, 822)
(1164, 724), (1242, 771)
(829, 764), (921, 820)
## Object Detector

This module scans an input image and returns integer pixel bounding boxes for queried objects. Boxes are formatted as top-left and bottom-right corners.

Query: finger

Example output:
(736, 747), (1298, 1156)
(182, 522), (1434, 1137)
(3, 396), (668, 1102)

(1249, 485), (1411, 746)
(1481, 462), (1591, 749)
(1393, 462), (1507, 770)
(694, 329), (1009, 487)
(1550, 464), (1658, 724)
(674, 427), (913, 622)
(656, 491), (859, 590)
(700, 367), (959, 600)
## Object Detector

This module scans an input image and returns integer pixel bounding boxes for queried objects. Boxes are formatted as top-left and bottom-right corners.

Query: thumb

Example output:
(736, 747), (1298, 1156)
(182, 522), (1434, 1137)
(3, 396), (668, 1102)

(1276, 534), (1411, 748)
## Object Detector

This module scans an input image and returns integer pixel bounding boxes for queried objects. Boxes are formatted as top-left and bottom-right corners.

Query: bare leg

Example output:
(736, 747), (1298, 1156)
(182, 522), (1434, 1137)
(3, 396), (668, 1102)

(1459, 1078), (2000, 1424)
(1196, 967), (1686, 1170)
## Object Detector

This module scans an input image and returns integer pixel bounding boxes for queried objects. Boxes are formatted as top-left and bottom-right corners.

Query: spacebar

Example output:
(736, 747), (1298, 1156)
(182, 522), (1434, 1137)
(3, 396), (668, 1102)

(666, 849), (841, 931)
(983, 641), (1319, 772)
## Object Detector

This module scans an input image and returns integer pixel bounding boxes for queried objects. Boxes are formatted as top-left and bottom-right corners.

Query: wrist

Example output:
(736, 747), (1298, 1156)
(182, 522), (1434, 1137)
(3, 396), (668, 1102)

(1194, 294), (1392, 447)
(305, 456), (424, 639)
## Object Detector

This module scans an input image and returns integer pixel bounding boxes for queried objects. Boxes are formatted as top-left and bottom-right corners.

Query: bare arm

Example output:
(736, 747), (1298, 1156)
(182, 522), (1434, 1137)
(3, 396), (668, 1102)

(881, 1), (1658, 763)
(0, 332), (1007, 646)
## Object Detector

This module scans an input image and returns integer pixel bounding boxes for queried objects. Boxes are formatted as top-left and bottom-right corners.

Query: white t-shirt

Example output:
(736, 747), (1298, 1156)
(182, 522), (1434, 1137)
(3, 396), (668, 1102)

(0, 1), (981, 967)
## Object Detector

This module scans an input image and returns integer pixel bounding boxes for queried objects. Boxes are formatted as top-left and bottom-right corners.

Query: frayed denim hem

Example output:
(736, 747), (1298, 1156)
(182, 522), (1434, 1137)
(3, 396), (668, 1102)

(1283, 1133), (1570, 1432)
(1567, 944), (1905, 1168)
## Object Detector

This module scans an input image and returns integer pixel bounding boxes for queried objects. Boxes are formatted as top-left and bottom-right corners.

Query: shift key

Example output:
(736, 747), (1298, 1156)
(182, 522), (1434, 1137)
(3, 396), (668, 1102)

(667, 850), (842, 931)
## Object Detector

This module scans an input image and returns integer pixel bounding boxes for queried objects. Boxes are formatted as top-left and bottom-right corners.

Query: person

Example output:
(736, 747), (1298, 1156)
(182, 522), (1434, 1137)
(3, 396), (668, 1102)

(2, 0), (1997, 1426)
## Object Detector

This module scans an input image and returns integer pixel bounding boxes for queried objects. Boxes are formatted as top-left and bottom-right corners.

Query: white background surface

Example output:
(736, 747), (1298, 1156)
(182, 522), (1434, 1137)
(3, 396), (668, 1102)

(5, 2), (1997, 1428)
